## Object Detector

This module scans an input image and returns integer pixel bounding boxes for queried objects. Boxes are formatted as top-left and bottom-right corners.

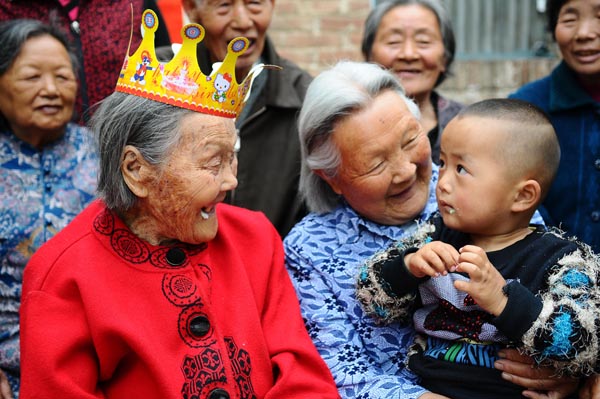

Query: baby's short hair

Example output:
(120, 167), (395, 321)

(456, 98), (560, 200)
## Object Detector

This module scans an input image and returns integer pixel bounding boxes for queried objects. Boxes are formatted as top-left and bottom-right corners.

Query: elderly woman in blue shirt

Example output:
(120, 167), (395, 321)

(0, 19), (98, 398)
(284, 60), (580, 399)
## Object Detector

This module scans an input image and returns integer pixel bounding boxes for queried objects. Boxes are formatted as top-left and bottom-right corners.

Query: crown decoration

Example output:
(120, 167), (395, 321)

(116, 9), (271, 118)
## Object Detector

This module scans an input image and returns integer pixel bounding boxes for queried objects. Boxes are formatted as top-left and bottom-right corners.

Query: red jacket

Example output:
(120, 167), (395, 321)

(21, 200), (339, 398)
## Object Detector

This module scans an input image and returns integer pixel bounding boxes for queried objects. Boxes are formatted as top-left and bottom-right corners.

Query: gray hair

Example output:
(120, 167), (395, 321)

(90, 93), (193, 213)
(298, 60), (420, 213)
(361, 0), (456, 87)
(0, 19), (78, 130)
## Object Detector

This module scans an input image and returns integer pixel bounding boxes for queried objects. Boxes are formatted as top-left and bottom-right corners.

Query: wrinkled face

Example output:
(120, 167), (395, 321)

(0, 35), (77, 146)
(142, 113), (238, 244)
(368, 4), (446, 103)
(325, 90), (432, 225)
(437, 116), (518, 235)
(185, 0), (274, 79)
(555, 0), (600, 82)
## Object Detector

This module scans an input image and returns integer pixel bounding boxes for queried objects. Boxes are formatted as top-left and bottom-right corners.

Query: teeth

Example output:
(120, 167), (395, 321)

(448, 208), (456, 215)
(200, 210), (210, 220)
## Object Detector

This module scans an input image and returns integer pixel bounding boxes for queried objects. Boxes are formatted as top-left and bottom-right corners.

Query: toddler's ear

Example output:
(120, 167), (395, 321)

(511, 179), (541, 213)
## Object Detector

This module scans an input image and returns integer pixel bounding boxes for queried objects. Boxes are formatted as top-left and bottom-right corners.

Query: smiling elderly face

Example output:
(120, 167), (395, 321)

(323, 90), (432, 226)
(184, 0), (275, 80)
(127, 112), (239, 245)
(368, 4), (446, 104)
(554, 0), (600, 84)
(0, 34), (77, 148)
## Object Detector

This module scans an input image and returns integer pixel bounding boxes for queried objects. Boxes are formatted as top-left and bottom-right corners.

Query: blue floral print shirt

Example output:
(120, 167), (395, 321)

(284, 166), (440, 398)
(0, 123), (98, 393)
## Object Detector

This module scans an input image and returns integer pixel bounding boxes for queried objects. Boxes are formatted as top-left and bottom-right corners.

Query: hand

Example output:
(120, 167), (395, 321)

(0, 369), (13, 399)
(418, 392), (451, 399)
(495, 348), (578, 399)
(405, 242), (459, 278)
(453, 245), (507, 316)
(578, 374), (600, 399)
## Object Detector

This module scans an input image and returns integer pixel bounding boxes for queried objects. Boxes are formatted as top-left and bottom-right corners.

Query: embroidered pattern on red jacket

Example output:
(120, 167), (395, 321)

(93, 209), (258, 398)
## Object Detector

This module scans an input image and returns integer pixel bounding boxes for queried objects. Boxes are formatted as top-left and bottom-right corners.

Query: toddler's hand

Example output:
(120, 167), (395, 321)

(405, 241), (459, 278)
(453, 245), (507, 316)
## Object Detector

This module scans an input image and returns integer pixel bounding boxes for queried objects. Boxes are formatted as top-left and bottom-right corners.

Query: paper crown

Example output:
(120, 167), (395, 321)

(116, 9), (266, 118)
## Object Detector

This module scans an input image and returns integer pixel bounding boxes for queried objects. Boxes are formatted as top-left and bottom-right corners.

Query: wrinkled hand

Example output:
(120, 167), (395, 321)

(405, 241), (459, 278)
(453, 245), (507, 316)
(0, 369), (13, 399)
(578, 374), (600, 399)
(495, 348), (579, 399)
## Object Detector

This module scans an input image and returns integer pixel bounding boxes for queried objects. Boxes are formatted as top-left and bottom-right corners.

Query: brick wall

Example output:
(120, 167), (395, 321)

(441, 58), (559, 103)
(269, 0), (370, 76)
(269, 0), (560, 104)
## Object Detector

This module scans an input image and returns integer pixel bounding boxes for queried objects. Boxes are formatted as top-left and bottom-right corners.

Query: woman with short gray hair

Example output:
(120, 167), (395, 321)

(93, 93), (188, 212)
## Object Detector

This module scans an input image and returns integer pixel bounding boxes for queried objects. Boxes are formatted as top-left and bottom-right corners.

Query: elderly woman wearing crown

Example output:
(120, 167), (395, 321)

(18, 10), (339, 399)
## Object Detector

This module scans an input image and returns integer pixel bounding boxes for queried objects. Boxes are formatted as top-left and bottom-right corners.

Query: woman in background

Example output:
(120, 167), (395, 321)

(362, 0), (463, 164)
(0, 19), (98, 398)
(509, 0), (600, 254)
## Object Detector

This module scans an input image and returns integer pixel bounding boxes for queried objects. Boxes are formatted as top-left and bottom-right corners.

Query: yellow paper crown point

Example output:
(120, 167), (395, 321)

(115, 9), (266, 118)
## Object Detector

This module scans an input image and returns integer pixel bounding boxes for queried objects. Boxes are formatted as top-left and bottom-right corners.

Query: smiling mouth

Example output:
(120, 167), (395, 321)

(37, 105), (62, 112)
(574, 50), (600, 56)
(200, 207), (214, 220)
(396, 69), (421, 75)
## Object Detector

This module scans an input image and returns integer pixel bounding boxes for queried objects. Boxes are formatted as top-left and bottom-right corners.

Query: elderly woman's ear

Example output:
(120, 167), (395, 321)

(314, 170), (343, 196)
(120, 145), (153, 199)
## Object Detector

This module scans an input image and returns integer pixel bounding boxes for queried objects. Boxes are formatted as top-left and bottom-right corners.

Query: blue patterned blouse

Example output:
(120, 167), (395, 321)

(0, 123), (98, 393)
(284, 166), (440, 398)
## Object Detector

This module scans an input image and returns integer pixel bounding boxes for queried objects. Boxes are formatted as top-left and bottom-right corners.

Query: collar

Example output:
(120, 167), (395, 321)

(549, 61), (598, 112)
(333, 164), (439, 244)
(92, 206), (207, 270)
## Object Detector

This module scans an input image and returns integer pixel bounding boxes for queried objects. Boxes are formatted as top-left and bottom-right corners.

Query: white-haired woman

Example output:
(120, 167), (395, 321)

(19, 79), (339, 399)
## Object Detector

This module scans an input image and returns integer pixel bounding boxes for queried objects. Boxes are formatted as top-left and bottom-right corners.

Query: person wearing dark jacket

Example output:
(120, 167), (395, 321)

(175, 0), (311, 237)
(509, 0), (600, 253)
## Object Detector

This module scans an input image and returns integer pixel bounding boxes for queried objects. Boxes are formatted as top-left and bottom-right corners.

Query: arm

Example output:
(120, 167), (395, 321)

(356, 220), (449, 324)
(516, 245), (600, 376)
(285, 240), (431, 399)
(579, 374), (600, 399)
(356, 244), (424, 324)
(20, 290), (105, 398)
(458, 244), (600, 376)
(0, 370), (12, 399)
